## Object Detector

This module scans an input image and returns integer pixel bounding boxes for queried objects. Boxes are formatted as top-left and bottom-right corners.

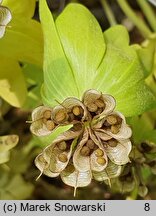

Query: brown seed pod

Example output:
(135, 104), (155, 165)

(30, 106), (54, 136)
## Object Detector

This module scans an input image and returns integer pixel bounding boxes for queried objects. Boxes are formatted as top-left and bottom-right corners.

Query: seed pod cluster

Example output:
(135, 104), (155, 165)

(32, 89), (132, 194)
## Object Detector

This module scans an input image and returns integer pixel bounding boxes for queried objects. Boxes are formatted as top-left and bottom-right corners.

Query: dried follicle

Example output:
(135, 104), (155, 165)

(30, 106), (54, 136)
(35, 154), (59, 178)
(93, 160), (122, 182)
(61, 167), (92, 197)
(96, 111), (132, 140)
(62, 97), (87, 122)
(105, 139), (132, 165)
(83, 89), (116, 118)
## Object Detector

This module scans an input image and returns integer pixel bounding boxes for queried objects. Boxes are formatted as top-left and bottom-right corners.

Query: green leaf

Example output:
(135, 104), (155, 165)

(56, 3), (106, 96)
(132, 37), (156, 78)
(0, 5), (12, 38)
(2, 0), (36, 19)
(0, 57), (27, 107)
(0, 18), (43, 66)
(22, 64), (43, 109)
(39, 0), (78, 106)
(92, 25), (156, 117)
(102, 25), (129, 48)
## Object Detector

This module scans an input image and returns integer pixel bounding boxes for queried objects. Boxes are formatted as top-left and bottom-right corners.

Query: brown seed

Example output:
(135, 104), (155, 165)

(58, 153), (68, 163)
(96, 108), (103, 115)
(55, 110), (67, 123)
(108, 139), (118, 147)
(65, 164), (75, 173)
(42, 117), (47, 124)
(72, 106), (82, 116)
(68, 112), (75, 121)
(102, 141), (108, 148)
(86, 139), (95, 149)
(117, 116), (122, 124)
(95, 148), (104, 157)
(95, 99), (105, 108)
(111, 124), (120, 134)
(43, 110), (51, 119)
(106, 115), (118, 125)
(87, 103), (98, 112)
(57, 141), (67, 151)
(46, 120), (55, 131)
(80, 146), (90, 156)
(96, 157), (106, 165)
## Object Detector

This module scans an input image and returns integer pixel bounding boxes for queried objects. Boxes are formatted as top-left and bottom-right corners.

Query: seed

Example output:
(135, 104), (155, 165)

(106, 115), (118, 125)
(96, 157), (106, 165)
(68, 113), (75, 121)
(57, 141), (67, 151)
(108, 139), (118, 147)
(103, 120), (111, 127)
(87, 103), (98, 112)
(43, 110), (51, 119)
(95, 99), (105, 108)
(80, 146), (90, 156)
(66, 164), (75, 173)
(58, 153), (68, 163)
(72, 106), (82, 116)
(86, 139), (95, 149)
(46, 120), (55, 131)
(95, 148), (104, 157)
(55, 110), (67, 123)
(103, 142), (108, 148)
(96, 108), (103, 115)
(117, 116), (122, 124)
(111, 124), (120, 134)
(42, 117), (47, 124)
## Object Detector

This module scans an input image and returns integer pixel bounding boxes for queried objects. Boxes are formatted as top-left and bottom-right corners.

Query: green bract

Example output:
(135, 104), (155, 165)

(40, 0), (155, 117)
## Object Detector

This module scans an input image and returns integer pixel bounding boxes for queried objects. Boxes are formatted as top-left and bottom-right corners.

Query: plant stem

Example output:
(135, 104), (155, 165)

(117, 0), (152, 38)
(137, 0), (156, 32)
(100, 0), (117, 26)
